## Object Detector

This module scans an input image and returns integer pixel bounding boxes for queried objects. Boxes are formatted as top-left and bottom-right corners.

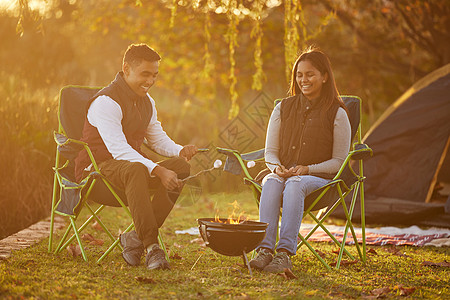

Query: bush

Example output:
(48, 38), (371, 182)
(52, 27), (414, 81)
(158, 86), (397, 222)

(0, 75), (57, 238)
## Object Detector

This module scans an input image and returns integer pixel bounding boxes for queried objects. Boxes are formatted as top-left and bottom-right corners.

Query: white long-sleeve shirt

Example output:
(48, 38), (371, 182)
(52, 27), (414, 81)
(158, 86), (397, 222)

(87, 94), (183, 175)
(264, 103), (351, 175)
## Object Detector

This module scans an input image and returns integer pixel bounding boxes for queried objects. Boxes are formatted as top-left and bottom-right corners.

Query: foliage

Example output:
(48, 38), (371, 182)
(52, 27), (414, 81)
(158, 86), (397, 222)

(0, 74), (57, 239)
(219, 0), (240, 119)
(283, 0), (300, 82)
(315, 0), (450, 119)
(1, 191), (449, 299)
(250, 0), (264, 91)
(317, 0), (450, 76)
(9, 0), (449, 118)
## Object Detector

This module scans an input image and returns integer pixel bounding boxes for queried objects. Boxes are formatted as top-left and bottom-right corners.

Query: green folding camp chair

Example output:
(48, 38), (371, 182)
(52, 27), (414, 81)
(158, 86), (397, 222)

(216, 95), (373, 270)
(48, 85), (168, 263)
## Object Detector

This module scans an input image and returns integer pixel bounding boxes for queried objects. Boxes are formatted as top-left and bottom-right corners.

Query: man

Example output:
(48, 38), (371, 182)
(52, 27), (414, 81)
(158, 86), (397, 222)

(75, 43), (198, 270)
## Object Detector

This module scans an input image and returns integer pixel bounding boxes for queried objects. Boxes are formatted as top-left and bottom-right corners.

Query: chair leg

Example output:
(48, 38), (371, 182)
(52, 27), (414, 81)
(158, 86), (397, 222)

(298, 196), (355, 260)
(48, 174), (60, 253)
(70, 217), (88, 261)
(51, 176), (173, 264)
(297, 201), (338, 249)
(336, 185), (363, 269)
(54, 221), (72, 254)
(360, 178), (367, 263)
(48, 213), (55, 252)
(251, 186), (261, 209)
(49, 149), (61, 253)
(341, 183), (364, 260)
(297, 190), (360, 270)
(158, 232), (170, 262)
(297, 234), (331, 271)
(102, 179), (133, 220)
(85, 203), (118, 247)
(307, 211), (355, 261)
(58, 205), (106, 252)
(348, 184), (364, 258)
(297, 188), (336, 249)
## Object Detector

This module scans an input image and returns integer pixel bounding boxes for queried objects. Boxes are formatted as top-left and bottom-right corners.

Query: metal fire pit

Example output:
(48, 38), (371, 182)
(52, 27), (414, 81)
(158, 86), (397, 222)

(197, 218), (268, 275)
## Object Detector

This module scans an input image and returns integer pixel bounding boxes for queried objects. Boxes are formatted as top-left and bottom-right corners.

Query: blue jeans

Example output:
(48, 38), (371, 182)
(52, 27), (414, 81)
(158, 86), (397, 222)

(258, 174), (329, 255)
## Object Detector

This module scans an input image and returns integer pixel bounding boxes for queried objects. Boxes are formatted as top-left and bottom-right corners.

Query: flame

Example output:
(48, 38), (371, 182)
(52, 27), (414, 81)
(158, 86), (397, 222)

(214, 200), (248, 224)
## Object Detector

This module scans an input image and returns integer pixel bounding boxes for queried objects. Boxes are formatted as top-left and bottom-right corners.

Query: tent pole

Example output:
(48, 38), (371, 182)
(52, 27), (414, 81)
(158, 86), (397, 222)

(425, 136), (450, 203)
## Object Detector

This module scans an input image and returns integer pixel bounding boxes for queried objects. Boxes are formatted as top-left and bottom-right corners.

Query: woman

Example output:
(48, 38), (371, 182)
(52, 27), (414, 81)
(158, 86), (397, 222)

(249, 48), (351, 273)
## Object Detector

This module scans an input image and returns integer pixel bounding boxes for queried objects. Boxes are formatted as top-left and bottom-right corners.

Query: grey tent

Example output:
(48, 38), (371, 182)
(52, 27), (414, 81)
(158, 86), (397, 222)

(334, 64), (450, 227)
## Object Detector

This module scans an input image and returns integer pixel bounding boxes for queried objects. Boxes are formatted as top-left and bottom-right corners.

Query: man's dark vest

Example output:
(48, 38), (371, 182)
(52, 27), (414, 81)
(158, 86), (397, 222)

(74, 72), (153, 181)
(279, 94), (339, 172)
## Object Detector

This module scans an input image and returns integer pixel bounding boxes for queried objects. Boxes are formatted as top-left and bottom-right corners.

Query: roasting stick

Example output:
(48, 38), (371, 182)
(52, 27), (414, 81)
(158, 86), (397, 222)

(181, 159), (222, 183)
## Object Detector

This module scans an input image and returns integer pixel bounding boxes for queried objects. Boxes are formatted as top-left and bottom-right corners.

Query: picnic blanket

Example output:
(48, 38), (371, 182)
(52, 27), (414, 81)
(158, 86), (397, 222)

(299, 224), (450, 247)
(175, 224), (450, 247)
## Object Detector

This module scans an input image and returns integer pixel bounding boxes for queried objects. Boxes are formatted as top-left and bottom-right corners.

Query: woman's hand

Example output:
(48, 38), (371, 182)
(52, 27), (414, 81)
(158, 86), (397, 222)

(275, 165), (309, 178)
(275, 165), (294, 178)
(292, 165), (309, 176)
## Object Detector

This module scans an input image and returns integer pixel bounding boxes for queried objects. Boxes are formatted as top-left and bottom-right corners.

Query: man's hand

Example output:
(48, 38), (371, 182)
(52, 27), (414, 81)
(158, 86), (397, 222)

(151, 165), (182, 191)
(180, 145), (198, 161)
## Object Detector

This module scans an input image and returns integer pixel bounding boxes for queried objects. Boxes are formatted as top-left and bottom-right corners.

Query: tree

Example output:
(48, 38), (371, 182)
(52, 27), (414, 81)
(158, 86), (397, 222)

(317, 0), (449, 79)
(10, 0), (450, 121)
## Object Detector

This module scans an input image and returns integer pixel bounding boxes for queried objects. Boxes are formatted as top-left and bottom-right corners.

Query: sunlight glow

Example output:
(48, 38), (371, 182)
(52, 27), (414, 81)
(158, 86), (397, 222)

(0, 0), (55, 15)
(0, 0), (18, 12)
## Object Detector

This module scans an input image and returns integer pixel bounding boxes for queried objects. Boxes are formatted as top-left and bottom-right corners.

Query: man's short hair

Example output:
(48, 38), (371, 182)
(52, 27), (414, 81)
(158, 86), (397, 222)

(123, 44), (161, 67)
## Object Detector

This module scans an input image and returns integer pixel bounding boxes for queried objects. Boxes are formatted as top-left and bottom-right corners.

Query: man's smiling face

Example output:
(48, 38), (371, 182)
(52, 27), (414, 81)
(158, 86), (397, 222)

(123, 59), (159, 97)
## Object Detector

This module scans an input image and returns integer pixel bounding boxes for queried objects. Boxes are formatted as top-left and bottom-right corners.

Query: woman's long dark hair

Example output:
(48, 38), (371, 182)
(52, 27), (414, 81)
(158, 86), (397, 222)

(289, 47), (347, 118)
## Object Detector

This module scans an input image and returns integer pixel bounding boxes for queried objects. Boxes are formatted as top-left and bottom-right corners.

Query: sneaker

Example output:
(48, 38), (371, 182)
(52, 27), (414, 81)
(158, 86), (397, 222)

(249, 248), (273, 270)
(263, 252), (293, 273)
(120, 230), (144, 266)
(145, 246), (170, 270)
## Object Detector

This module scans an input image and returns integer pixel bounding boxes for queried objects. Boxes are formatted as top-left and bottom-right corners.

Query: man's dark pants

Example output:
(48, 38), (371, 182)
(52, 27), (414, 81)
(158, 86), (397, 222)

(92, 157), (190, 248)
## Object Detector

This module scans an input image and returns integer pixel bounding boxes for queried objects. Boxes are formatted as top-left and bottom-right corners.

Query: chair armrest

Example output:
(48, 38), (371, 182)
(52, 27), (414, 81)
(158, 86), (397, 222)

(350, 143), (373, 161)
(215, 147), (246, 176)
(54, 131), (102, 174)
(54, 131), (85, 161)
(216, 147), (264, 178)
(216, 147), (264, 161)
(54, 131), (87, 147)
(331, 143), (372, 187)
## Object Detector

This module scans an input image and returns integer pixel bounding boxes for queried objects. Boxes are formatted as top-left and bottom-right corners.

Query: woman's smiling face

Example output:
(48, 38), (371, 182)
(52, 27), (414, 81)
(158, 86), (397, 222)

(296, 60), (327, 100)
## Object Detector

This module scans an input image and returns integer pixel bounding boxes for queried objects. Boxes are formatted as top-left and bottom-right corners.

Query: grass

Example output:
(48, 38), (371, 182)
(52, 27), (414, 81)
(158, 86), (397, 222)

(1, 190), (449, 299)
